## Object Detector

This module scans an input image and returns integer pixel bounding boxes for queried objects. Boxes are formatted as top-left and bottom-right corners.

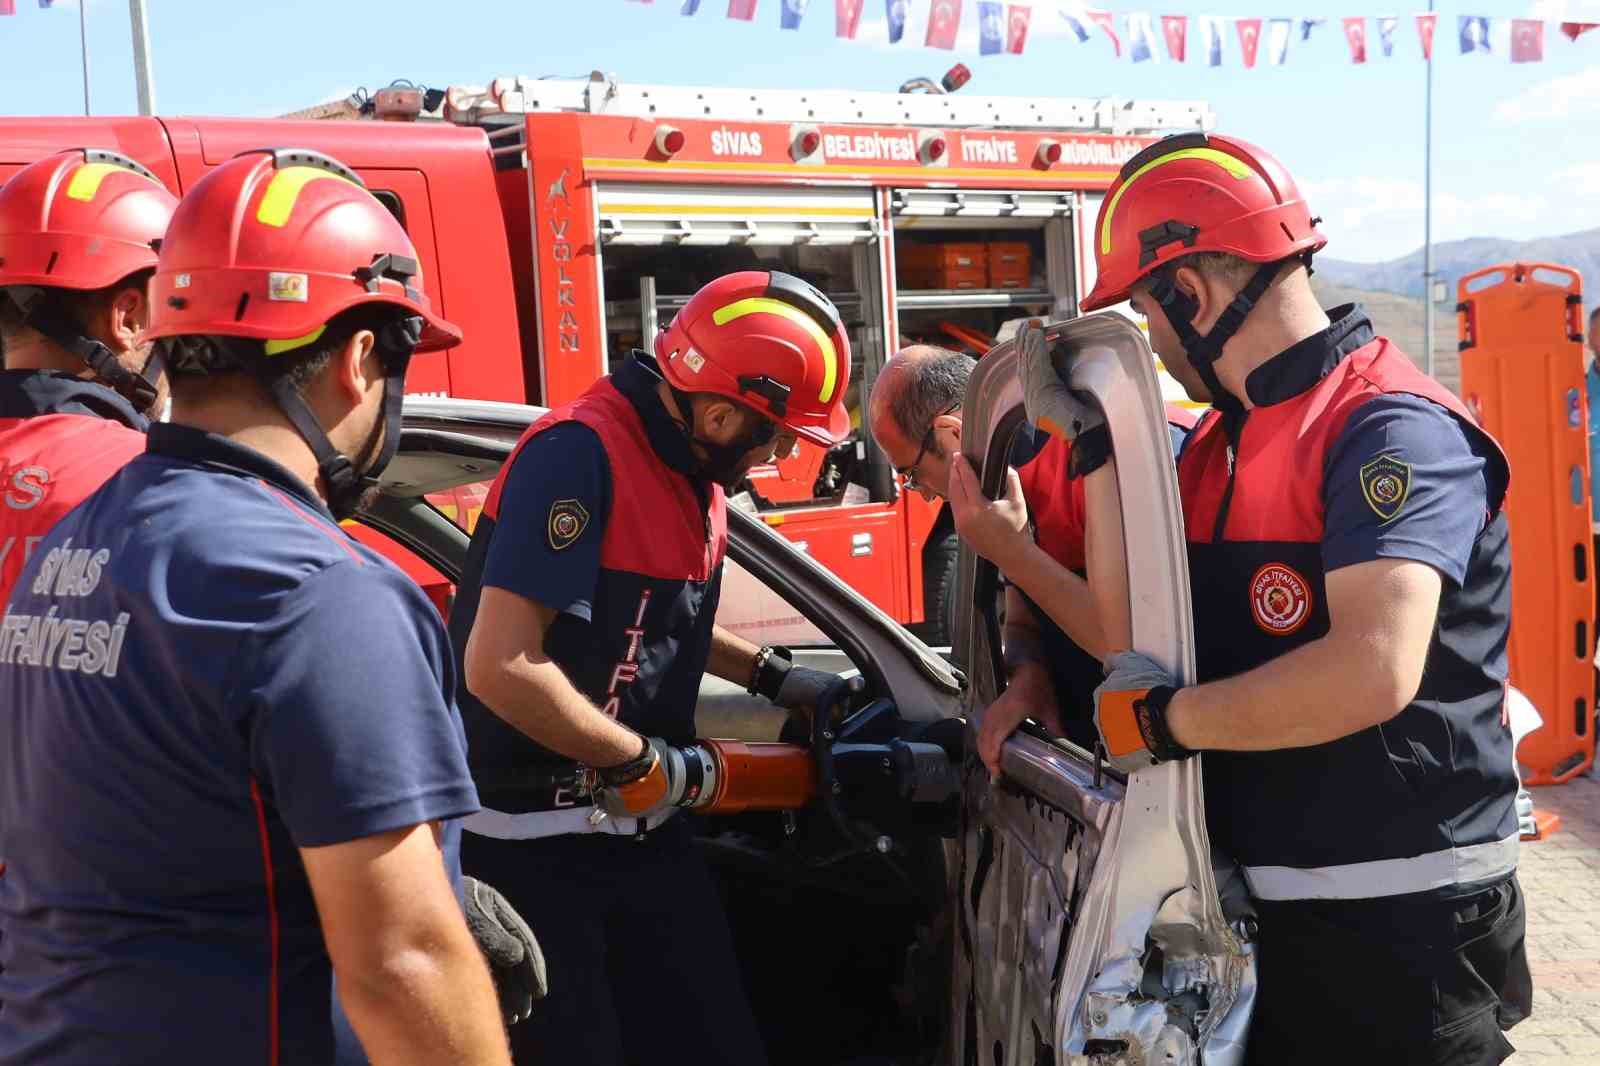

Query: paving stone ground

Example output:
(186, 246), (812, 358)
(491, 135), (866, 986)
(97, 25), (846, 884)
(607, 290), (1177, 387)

(1506, 768), (1600, 1064)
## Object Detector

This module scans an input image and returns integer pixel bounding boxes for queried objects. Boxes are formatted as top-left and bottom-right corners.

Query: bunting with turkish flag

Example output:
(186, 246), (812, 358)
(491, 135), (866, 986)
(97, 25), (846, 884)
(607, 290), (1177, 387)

(834, 0), (863, 37)
(1161, 13), (1187, 60)
(1416, 12), (1437, 59)
(1236, 17), (1263, 68)
(727, 0), (757, 19)
(1086, 9), (1122, 55)
(926, 0), (962, 49)
(1006, 5), (1031, 53)
(0, 1), (17, 14)
(1512, 18), (1544, 62)
(1562, 22), (1600, 41)
(1343, 16), (1367, 63)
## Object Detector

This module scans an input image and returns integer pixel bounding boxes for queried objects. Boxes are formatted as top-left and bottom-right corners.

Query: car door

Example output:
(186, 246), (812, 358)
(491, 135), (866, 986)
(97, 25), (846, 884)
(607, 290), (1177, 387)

(950, 315), (1256, 1066)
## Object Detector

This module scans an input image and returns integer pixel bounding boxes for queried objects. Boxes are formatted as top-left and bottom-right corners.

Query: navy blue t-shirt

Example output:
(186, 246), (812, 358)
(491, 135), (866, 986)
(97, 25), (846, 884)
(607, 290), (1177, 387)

(0, 424), (478, 1066)
(1322, 393), (1490, 585)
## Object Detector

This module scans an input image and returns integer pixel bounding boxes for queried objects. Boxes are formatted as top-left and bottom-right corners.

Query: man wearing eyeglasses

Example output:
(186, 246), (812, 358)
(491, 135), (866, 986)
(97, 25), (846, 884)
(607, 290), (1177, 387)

(868, 344), (1192, 774)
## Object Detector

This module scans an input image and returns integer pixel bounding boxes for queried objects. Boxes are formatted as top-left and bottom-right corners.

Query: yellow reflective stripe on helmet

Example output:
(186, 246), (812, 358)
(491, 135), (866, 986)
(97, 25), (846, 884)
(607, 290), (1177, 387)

(263, 324), (327, 356)
(65, 162), (140, 203)
(1099, 147), (1255, 256)
(256, 166), (361, 229)
(710, 297), (838, 404)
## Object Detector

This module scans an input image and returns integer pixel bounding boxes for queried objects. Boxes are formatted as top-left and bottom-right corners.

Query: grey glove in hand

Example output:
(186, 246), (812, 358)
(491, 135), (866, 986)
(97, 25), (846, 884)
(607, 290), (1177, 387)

(461, 876), (548, 1026)
(1092, 650), (1180, 776)
(1017, 321), (1104, 443)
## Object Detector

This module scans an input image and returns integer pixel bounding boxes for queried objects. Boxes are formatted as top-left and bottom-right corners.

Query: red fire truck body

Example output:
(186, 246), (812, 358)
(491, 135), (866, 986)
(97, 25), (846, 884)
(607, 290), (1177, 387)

(0, 80), (1212, 638)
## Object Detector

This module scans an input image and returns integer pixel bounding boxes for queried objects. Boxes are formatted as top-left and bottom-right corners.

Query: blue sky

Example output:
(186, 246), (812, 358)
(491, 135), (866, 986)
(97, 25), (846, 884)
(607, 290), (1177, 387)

(0, 0), (1594, 263)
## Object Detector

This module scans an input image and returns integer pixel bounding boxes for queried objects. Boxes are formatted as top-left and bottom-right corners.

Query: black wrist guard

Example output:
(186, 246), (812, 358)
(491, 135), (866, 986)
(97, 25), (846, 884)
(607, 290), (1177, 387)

(1066, 424), (1112, 480)
(750, 645), (793, 699)
(594, 735), (654, 788)
(1134, 686), (1195, 763)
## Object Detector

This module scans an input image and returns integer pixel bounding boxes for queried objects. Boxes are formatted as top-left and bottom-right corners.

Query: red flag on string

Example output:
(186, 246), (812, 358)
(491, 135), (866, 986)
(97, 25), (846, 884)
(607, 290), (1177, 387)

(1005, 4), (1031, 53)
(1343, 16), (1367, 63)
(925, 0), (962, 49)
(1561, 21), (1600, 42)
(1511, 18), (1544, 62)
(1415, 13), (1437, 58)
(835, 0), (863, 37)
(1086, 9), (1121, 55)
(727, 0), (757, 19)
(1162, 14), (1188, 61)
(928, 0), (960, 48)
(1236, 18), (1263, 68)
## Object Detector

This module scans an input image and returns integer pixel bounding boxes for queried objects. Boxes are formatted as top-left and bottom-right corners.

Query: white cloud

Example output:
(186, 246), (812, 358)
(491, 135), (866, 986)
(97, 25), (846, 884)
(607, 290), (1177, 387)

(1492, 64), (1600, 122)
(1302, 175), (1552, 261)
(1555, 161), (1600, 196)
(1528, 0), (1600, 19)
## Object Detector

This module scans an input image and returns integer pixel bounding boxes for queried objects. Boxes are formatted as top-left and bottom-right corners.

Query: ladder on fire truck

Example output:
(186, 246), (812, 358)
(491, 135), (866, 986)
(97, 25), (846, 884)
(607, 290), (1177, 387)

(441, 73), (1215, 136)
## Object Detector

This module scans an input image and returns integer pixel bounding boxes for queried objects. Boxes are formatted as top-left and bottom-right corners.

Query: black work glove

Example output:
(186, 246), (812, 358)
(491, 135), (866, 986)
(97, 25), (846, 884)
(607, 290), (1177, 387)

(461, 876), (547, 1026)
(752, 647), (844, 723)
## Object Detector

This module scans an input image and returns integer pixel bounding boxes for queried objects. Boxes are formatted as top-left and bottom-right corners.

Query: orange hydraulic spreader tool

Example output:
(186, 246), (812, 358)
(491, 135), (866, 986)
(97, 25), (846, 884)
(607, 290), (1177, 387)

(1458, 261), (1596, 785)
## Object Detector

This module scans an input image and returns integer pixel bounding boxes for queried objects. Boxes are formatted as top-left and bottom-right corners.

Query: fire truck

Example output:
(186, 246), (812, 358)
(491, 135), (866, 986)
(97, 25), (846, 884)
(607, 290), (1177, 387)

(0, 77), (1213, 642)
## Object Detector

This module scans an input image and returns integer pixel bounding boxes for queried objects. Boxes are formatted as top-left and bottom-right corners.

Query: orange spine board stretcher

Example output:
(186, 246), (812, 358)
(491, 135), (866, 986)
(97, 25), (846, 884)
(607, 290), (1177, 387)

(1458, 261), (1596, 784)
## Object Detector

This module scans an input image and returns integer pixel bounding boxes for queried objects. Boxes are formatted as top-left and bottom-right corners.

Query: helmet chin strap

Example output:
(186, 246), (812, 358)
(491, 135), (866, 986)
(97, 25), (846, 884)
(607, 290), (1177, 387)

(254, 315), (423, 521)
(1147, 257), (1299, 417)
(22, 296), (165, 415)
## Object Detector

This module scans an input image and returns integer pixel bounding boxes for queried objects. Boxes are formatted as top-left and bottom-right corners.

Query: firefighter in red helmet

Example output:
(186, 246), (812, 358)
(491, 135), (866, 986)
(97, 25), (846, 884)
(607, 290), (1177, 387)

(452, 269), (851, 1065)
(0, 149), (178, 601)
(0, 149), (538, 1066)
(1016, 132), (1529, 1064)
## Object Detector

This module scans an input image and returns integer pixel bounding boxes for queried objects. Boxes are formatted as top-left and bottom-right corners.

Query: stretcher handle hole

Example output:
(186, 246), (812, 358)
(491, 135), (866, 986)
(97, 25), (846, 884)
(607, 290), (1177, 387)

(1578, 699), (1591, 739)
(1578, 620), (1589, 661)
(1576, 543), (1589, 583)
(1463, 271), (1507, 295)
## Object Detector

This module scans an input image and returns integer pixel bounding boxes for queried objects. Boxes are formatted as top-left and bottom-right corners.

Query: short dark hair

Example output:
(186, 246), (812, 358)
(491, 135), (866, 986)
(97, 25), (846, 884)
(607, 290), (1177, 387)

(887, 346), (972, 456)
(1588, 304), (1600, 326)
(169, 303), (409, 395)
(0, 268), (154, 352)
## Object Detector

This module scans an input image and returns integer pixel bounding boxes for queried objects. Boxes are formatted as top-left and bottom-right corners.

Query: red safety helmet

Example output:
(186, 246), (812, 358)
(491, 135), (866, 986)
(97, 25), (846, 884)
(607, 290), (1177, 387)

(0, 148), (177, 292)
(145, 148), (460, 353)
(1082, 133), (1326, 312)
(653, 270), (851, 448)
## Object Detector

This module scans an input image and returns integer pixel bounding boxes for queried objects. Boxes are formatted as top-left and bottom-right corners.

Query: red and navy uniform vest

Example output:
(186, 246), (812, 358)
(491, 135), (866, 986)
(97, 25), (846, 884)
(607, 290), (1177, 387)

(452, 355), (727, 799)
(1180, 308), (1516, 888)
(1012, 408), (1196, 749)
(0, 370), (147, 604)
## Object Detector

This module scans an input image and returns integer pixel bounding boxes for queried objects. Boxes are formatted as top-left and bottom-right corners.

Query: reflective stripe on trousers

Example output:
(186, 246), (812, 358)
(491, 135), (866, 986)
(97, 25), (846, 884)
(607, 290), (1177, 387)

(1242, 833), (1520, 901)
(462, 804), (680, 841)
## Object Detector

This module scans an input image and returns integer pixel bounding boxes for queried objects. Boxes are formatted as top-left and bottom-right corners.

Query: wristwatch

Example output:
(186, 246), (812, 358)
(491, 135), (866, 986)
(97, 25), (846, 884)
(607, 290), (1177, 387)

(1134, 685), (1195, 763)
(749, 645), (794, 699)
(593, 735), (655, 788)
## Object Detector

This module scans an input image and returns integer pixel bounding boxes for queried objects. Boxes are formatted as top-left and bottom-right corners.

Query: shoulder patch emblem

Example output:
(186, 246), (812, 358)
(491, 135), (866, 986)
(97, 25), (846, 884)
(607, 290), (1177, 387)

(1360, 454), (1412, 524)
(547, 498), (591, 551)
(1250, 563), (1312, 636)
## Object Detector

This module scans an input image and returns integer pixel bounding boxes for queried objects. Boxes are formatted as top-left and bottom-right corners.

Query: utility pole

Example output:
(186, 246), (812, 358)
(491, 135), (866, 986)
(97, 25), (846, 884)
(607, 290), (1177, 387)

(1422, 0), (1435, 378)
(129, 0), (155, 116)
(78, 0), (90, 115)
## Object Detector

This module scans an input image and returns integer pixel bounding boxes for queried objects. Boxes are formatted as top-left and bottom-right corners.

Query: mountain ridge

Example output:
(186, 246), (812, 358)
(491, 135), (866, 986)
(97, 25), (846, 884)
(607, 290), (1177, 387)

(1319, 228), (1600, 304)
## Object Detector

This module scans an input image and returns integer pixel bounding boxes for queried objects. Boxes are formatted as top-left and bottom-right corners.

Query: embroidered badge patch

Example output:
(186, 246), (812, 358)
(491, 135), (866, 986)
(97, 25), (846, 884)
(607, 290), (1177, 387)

(1250, 563), (1312, 636)
(1360, 453), (1412, 524)
(547, 498), (590, 551)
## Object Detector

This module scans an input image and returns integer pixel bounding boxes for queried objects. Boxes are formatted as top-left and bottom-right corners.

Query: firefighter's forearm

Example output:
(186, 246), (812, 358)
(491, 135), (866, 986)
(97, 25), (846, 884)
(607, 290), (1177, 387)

(998, 545), (1106, 661)
(1083, 460), (1131, 657)
(706, 624), (761, 686)
(1166, 558), (1440, 752)
(484, 657), (644, 768)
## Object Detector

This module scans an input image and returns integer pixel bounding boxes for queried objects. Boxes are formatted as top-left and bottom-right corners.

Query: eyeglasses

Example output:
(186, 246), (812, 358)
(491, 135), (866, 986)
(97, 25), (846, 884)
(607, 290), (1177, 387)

(897, 402), (959, 494)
